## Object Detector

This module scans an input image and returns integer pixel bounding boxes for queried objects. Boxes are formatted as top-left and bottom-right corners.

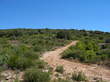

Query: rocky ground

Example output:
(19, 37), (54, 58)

(42, 41), (110, 82)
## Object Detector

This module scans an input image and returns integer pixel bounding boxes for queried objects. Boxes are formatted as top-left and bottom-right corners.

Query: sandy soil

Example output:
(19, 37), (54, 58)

(42, 41), (110, 81)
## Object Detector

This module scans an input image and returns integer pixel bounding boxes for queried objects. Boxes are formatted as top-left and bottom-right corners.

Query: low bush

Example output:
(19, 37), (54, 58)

(62, 40), (110, 65)
(23, 69), (50, 82)
(33, 44), (42, 52)
(71, 71), (88, 81)
(80, 50), (97, 63)
(62, 48), (82, 59)
(55, 66), (64, 74)
(0, 52), (10, 65)
(23, 50), (39, 60)
(35, 60), (46, 69)
(7, 55), (33, 70)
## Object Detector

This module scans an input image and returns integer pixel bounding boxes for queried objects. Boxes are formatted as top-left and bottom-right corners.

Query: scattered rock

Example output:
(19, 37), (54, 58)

(0, 70), (24, 82)
(43, 69), (49, 72)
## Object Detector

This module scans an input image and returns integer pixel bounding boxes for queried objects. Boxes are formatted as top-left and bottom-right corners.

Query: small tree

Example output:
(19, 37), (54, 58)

(56, 31), (72, 40)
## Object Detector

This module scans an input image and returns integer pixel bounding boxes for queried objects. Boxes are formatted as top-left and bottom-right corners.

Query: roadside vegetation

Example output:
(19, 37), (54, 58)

(62, 39), (110, 67)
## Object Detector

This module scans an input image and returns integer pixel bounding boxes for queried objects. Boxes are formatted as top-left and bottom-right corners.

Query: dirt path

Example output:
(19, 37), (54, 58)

(42, 41), (110, 81)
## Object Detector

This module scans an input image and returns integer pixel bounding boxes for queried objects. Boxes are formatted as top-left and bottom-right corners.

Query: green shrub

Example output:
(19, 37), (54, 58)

(23, 50), (39, 60)
(0, 52), (9, 65)
(56, 31), (72, 40)
(97, 49), (110, 58)
(62, 40), (106, 64)
(72, 71), (88, 81)
(55, 66), (64, 73)
(7, 55), (33, 70)
(62, 48), (82, 59)
(33, 45), (42, 52)
(76, 41), (86, 50)
(62, 49), (74, 59)
(0, 47), (13, 66)
(23, 69), (50, 82)
(80, 50), (97, 63)
(35, 60), (46, 69)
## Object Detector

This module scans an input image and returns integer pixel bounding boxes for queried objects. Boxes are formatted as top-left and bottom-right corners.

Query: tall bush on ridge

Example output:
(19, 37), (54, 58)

(56, 31), (72, 40)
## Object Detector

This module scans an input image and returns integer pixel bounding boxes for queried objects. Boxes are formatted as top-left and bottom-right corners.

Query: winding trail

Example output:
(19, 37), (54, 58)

(42, 41), (110, 81)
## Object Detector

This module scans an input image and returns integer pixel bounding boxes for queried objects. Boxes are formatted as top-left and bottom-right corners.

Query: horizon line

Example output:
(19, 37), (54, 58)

(0, 27), (109, 33)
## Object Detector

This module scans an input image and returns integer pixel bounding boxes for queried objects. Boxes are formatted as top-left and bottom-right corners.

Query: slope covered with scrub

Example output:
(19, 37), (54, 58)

(0, 29), (110, 82)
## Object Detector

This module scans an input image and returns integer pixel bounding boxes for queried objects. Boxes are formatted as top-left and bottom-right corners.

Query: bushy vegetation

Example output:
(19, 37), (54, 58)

(71, 71), (88, 81)
(56, 31), (72, 40)
(0, 29), (70, 71)
(0, 28), (110, 81)
(55, 66), (64, 74)
(35, 60), (47, 69)
(23, 68), (50, 82)
(62, 39), (110, 66)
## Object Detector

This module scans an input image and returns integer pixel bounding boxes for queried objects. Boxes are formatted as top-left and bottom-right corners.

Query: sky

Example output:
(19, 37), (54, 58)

(0, 0), (110, 32)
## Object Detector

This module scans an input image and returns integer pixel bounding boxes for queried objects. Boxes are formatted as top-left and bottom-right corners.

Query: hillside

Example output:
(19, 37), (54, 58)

(0, 29), (110, 82)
